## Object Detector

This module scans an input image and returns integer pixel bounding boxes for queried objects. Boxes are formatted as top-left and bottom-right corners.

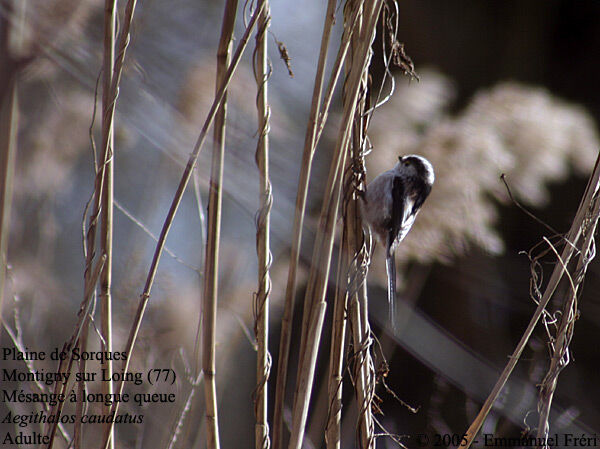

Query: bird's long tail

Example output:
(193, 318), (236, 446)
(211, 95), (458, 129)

(386, 253), (397, 333)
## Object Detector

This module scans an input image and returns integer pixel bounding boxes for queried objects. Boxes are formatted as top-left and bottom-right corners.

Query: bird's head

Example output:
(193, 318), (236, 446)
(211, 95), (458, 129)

(396, 154), (435, 186)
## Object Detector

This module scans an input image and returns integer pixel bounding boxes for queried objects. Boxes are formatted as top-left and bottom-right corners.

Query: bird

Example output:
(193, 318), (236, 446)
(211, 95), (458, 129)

(360, 154), (434, 331)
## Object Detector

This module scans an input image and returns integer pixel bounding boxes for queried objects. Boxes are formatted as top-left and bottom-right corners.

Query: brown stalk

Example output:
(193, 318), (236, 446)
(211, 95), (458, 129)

(253, 2), (273, 449)
(295, 0), (364, 369)
(536, 166), (600, 441)
(461, 152), (600, 448)
(99, 5), (266, 449)
(99, 1), (117, 447)
(348, 279), (375, 449)
(325, 227), (350, 449)
(72, 1), (123, 446)
(201, 0), (238, 448)
(288, 2), (383, 448)
(324, 3), (373, 447)
(272, 1), (338, 448)
(294, 0), (361, 400)
(345, 2), (376, 445)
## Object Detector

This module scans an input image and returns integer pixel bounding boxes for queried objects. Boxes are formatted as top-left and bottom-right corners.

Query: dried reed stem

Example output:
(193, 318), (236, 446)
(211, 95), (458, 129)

(70, 0), (126, 446)
(288, 3), (383, 448)
(272, 1), (337, 448)
(99, 5), (265, 449)
(325, 232), (350, 449)
(461, 153), (600, 448)
(345, 3), (376, 445)
(201, 1), (238, 448)
(99, 1), (117, 447)
(294, 0), (361, 396)
(348, 282), (375, 449)
(295, 0), (363, 369)
(536, 157), (600, 441)
(324, 4), (372, 447)
(253, 2), (273, 449)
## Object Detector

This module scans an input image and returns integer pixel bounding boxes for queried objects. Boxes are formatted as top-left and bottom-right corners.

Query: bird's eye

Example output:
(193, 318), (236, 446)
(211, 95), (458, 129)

(403, 160), (410, 167)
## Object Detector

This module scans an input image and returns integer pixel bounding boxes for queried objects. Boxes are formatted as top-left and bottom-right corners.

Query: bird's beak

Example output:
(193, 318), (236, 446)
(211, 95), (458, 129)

(398, 156), (404, 163)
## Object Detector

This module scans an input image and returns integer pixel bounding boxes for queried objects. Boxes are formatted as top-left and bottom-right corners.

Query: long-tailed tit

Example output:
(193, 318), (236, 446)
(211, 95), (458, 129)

(361, 154), (434, 331)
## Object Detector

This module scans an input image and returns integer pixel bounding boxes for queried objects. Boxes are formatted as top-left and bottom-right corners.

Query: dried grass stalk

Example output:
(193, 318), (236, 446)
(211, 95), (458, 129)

(44, 0), (132, 441)
(325, 232), (350, 449)
(536, 157), (600, 440)
(201, 1), (239, 448)
(344, 5), (376, 441)
(98, 4), (265, 449)
(253, 2), (273, 449)
(288, 2), (383, 448)
(99, 1), (117, 447)
(272, 1), (338, 448)
(461, 152), (600, 448)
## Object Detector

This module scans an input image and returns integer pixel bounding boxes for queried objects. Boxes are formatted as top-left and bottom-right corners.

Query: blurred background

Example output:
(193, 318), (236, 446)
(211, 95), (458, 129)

(1, 0), (599, 448)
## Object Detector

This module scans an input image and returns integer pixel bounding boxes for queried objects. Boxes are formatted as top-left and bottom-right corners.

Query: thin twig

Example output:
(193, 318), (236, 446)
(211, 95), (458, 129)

(500, 174), (561, 238)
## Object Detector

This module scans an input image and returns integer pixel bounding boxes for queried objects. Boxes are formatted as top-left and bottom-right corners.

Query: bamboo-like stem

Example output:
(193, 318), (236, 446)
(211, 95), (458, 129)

(325, 230), (349, 449)
(288, 3), (383, 449)
(461, 153), (600, 448)
(272, 1), (338, 447)
(99, 1), (117, 447)
(253, 2), (272, 449)
(346, 2), (375, 445)
(201, 1), (238, 448)
(349, 282), (374, 449)
(99, 5), (265, 449)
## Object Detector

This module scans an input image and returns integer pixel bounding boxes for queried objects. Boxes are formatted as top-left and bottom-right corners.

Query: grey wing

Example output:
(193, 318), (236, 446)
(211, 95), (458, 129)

(388, 175), (405, 257)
